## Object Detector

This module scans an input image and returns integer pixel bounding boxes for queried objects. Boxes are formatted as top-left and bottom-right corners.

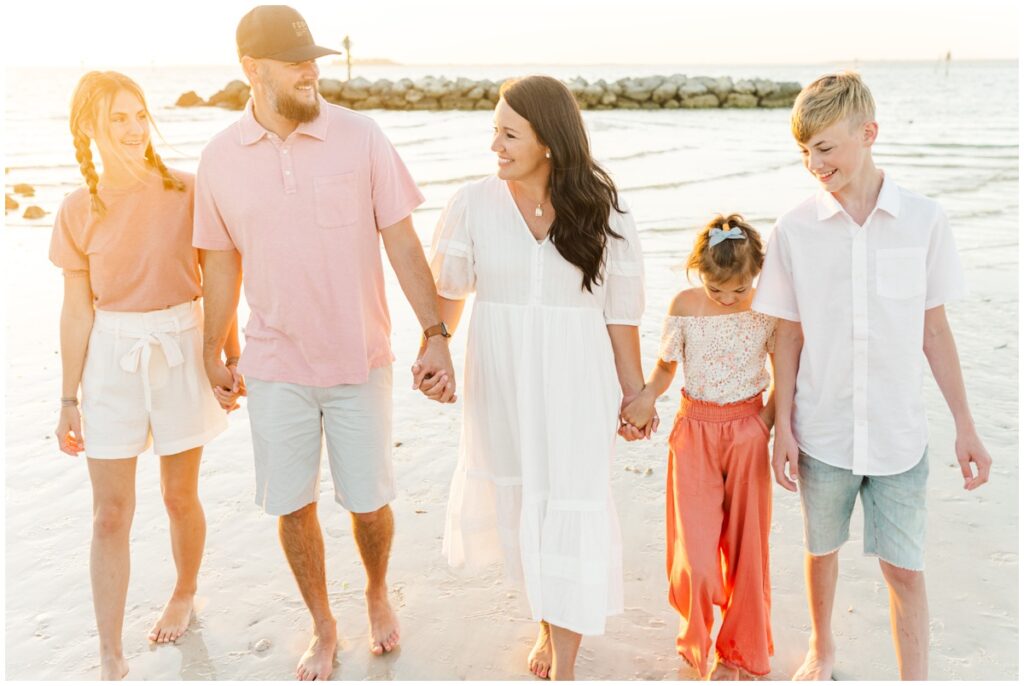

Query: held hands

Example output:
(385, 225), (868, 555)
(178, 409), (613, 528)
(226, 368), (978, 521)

(55, 404), (84, 456)
(412, 336), (457, 404)
(955, 427), (992, 490)
(618, 390), (659, 441)
(206, 357), (246, 413)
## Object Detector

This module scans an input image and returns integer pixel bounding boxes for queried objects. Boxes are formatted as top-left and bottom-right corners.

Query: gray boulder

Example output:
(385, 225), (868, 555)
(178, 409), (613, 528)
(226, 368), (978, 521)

(13, 183), (34, 196)
(753, 78), (779, 97)
(680, 93), (720, 108)
(415, 77), (448, 98)
(723, 92), (759, 108)
(352, 96), (384, 110)
(733, 79), (757, 95)
(566, 77), (588, 96)
(760, 93), (798, 108)
(370, 78), (393, 96)
(678, 80), (709, 97)
(777, 81), (803, 97)
(23, 205), (45, 219)
(341, 77), (373, 100)
(582, 84), (605, 107)
(621, 76), (663, 102)
(318, 79), (343, 99)
(454, 77), (477, 96)
(651, 81), (679, 103)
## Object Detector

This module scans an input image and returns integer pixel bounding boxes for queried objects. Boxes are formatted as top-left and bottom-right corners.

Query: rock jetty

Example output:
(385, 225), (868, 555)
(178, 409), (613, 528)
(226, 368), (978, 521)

(177, 75), (801, 111)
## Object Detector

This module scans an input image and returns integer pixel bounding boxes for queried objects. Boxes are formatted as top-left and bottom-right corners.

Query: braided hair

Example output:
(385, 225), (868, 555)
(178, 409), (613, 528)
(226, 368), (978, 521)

(68, 71), (184, 216)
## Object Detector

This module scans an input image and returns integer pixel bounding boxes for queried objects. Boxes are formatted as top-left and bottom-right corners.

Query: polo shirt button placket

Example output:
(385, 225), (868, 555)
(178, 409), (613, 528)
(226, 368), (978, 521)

(282, 149), (295, 195)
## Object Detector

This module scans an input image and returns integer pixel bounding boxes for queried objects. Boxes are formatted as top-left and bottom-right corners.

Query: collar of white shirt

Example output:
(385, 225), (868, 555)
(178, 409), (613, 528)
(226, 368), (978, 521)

(814, 170), (902, 222)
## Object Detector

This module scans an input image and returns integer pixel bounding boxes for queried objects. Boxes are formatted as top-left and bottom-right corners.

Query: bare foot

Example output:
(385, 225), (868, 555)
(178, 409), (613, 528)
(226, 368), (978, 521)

(792, 647), (835, 681)
(366, 588), (400, 655)
(708, 657), (740, 681)
(296, 622), (338, 681)
(99, 654), (129, 680)
(527, 621), (552, 679)
(148, 592), (195, 644)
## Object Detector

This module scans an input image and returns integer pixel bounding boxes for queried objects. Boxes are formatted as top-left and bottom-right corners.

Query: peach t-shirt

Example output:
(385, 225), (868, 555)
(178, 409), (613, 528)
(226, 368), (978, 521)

(49, 170), (202, 312)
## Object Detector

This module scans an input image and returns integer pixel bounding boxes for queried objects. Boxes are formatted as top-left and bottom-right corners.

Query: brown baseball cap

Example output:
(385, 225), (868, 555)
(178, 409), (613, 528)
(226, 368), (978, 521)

(236, 5), (341, 61)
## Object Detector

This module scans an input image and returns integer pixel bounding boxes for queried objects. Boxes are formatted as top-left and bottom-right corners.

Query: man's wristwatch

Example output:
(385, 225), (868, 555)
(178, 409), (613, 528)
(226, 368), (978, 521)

(423, 322), (451, 341)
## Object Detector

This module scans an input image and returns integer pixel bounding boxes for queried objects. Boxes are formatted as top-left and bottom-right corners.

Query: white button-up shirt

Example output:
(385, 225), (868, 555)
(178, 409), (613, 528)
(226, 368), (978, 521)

(753, 174), (966, 475)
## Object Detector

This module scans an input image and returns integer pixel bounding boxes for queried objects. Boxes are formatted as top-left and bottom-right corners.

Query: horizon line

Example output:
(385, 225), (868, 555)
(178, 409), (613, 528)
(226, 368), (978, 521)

(6, 57), (1018, 70)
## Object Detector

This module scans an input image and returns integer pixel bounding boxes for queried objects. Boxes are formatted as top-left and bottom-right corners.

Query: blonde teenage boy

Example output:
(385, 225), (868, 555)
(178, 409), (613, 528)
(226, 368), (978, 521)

(752, 71), (992, 680)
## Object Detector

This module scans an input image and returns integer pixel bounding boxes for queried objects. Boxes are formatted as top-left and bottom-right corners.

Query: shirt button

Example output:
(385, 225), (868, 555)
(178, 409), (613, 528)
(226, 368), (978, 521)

(284, 170), (291, 175)
(283, 149), (289, 154)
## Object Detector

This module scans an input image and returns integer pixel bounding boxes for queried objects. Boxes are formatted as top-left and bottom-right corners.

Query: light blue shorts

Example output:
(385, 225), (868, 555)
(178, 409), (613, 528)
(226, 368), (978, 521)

(797, 449), (928, 571)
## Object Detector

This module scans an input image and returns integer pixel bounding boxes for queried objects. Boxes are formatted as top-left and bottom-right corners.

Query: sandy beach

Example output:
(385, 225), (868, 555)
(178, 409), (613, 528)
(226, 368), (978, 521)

(4, 187), (1018, 679)
(3, 49), (1019, 683)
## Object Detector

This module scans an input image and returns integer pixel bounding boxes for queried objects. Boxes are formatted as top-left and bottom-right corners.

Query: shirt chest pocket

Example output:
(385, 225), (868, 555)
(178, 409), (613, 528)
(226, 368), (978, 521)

(314, 173), (359, 229)
(875, 247), (926, 299)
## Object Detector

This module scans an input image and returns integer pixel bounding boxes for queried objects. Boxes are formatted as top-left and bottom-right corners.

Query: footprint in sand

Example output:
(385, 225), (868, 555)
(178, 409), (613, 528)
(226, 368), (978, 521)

(252, 638), (272, 655)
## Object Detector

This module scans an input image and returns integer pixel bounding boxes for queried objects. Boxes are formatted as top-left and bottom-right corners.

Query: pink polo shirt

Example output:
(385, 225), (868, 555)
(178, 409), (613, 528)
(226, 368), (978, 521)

(193, 97), (424, 386)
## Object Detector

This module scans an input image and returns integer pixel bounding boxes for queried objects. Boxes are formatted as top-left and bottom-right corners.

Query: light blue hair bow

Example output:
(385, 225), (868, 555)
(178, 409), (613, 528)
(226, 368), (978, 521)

(709, 225), (746, 247)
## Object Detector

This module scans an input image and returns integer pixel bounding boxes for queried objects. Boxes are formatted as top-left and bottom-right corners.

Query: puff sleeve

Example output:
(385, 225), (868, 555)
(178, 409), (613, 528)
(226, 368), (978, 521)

(603, 207), (645, 325)
(429, 186), (475, 300)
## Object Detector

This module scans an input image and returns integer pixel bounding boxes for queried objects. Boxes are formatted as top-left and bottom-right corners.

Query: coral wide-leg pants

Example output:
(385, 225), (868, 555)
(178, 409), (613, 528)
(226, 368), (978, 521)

(666, 390), (773, 676)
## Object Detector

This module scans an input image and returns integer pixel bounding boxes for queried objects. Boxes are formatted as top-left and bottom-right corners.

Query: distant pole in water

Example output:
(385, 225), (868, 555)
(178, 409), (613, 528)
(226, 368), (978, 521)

(343, 35), (353, 81)
(945, 50), (951, 77)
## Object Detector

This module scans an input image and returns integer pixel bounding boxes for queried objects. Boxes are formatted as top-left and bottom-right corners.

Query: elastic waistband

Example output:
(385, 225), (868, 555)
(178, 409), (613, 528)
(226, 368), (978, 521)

(677, 389), (763, 422)
(94, 300), (200, 336)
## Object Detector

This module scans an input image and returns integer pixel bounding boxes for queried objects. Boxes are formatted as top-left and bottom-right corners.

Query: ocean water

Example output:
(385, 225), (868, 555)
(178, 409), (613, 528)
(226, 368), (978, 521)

(5, 60), (1018, 264)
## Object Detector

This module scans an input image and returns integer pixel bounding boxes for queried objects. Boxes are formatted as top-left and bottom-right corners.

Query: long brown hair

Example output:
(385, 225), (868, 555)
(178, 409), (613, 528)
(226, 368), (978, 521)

(500, 75), (623, 292)
(69, 71), (184, 215)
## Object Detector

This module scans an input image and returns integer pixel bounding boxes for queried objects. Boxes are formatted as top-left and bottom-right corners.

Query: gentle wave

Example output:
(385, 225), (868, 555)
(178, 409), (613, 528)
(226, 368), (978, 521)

(622, 162), (794, 192)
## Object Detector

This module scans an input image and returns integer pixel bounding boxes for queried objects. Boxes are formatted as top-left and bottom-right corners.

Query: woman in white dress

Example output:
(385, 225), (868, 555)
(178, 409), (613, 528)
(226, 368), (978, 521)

(424, 75), (653, 680)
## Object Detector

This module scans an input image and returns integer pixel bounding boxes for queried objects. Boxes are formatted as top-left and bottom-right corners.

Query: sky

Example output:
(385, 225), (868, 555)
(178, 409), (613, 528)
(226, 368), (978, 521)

(2, 0), (1019, 67)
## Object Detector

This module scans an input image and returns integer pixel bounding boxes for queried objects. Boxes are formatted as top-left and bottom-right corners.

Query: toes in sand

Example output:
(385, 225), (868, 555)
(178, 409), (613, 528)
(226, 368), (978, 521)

(367, 590), (400, 655)
(527, 621), (552, 679)
(296, 623), (338, 681)
(148, 592), (195, 644)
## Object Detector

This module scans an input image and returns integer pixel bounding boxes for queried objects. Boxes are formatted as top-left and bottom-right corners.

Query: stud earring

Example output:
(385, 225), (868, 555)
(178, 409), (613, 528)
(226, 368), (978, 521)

(545, 151), (551, 159)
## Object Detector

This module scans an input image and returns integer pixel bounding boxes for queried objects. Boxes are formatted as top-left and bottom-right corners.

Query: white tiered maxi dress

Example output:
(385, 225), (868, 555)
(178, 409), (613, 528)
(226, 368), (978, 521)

(429, 175), (645, 636)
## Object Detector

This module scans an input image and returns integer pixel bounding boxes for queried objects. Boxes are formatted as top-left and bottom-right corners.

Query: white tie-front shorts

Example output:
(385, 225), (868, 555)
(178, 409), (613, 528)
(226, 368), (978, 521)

(80, 300), (228, 459)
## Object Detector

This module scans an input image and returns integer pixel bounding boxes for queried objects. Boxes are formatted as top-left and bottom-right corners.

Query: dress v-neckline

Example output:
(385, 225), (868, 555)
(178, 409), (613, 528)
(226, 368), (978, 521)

(502, 179), (550, 246)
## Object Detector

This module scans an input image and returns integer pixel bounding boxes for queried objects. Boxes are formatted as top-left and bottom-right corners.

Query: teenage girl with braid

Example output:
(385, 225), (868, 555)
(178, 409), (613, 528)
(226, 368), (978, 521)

(49, 71), (241, 680)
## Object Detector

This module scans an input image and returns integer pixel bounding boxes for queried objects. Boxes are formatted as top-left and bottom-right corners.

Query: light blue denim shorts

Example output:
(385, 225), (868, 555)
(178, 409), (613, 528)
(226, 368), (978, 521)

(797, 449), (928, 571)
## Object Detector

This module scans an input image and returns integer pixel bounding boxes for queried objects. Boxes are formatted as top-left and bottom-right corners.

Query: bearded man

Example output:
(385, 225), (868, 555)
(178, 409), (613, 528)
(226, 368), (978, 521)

(194, 6), (456, 680)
